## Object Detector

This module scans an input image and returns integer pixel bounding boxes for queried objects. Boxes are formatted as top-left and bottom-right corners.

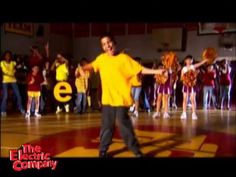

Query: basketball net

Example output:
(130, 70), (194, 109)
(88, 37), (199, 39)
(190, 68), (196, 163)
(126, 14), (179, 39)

(214, 24), (233, 50)
(214, 24), (226, 35)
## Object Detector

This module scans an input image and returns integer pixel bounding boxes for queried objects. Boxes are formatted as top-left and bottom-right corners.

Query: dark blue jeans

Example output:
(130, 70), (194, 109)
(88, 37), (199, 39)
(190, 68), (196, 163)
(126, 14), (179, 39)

(220, 85), (230, 108)
(75, 93), (87, 113)
(142, 89), (151, 111)
(1, 82), (24, 113)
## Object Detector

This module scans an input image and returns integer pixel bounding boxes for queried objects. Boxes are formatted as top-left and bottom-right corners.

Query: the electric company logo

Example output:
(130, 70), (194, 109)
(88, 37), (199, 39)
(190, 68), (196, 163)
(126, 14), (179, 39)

(9, 144), (58, 172)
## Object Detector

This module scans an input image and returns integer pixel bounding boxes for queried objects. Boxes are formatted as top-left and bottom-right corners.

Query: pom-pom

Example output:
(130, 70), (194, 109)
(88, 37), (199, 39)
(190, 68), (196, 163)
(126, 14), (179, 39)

(182, 69), (197, 87)
(155, 71), (168, 84)
(161, 51), (179, 71)
(202, 48), (217, 65)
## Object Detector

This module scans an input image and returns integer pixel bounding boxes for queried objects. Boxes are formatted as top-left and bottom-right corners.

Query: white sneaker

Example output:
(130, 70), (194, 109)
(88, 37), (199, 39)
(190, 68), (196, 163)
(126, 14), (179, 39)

(65, 104), (70, 113)
(192, 112), (198, 120)
(163, 112), (170, 119)
(129, 104), (135, 112)
(152, 112), (161, 118)
(1, 112), (7, 117)
(180, 112), (187, 119)
(35, 112), (41, 118)
(173, 104), (178, 109)
(25, 112), (30, 119)
(56, 106), (62, 114)
(187, 103), (192, 109)
(133, 110), (139, 118)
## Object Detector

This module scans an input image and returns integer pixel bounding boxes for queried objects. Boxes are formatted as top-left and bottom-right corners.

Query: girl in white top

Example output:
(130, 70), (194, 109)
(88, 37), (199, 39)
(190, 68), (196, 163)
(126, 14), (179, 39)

(181, 55), (207, 120)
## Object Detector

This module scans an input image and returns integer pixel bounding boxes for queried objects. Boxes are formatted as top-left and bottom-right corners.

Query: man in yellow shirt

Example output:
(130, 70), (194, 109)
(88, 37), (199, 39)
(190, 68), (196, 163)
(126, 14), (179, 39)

(74, 58), (90, 114)
(51, 54), (69, 113)
(0, 51), (25, 117)
(83, 33), (164, 157)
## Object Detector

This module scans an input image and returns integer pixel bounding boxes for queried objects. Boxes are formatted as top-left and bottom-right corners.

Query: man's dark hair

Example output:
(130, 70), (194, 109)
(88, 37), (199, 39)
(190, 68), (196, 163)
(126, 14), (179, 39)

(184, 55), (193, 60)
(80, 57), (88, 66)
(134, 57), (141, 62)
(2, 50), (13, 61)
(100, 32), (116, 44)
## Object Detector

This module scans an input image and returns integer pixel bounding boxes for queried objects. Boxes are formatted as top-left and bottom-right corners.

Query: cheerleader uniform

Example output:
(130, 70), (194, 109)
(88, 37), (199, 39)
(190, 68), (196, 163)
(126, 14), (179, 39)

(180, 65), (198, 120)
(181, 65), (197, 94)
(157, 71), (172, 95)
(153, 69), (172, 119)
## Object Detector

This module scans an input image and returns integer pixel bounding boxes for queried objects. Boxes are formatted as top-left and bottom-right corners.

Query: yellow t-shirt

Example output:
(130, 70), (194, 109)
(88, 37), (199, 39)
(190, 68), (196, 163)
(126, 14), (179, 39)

(92, 53), (143, 106)
(75, 67), (90, 93)
(130, 74), (142, 87)
(0, 61), (17, 83)
(56, 63), (69, 81)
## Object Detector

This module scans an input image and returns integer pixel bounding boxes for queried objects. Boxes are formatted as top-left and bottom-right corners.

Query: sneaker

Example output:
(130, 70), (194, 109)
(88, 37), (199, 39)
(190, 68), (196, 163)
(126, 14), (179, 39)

(34, 112), (42, 118)
(180, 112), (187, 119)
(152, 112), (161, 118)
(147, 109), (151, 114)
(192, 112), (198, 120)
(20, 109), (25, 115)
(129, 104), (135, 113)
(133, 110), (139, 118)
(1, 112), (7, 117)
(56, 106), (62, 114)
(65, 104), (70, 113)
(172, 104), (178, 110)
(25, 112), (30, 119)
(99, 151), (109, 158)
(73, 107), (78, 113)
(134, 151), (144, 157)
(163, 112), (170, 119)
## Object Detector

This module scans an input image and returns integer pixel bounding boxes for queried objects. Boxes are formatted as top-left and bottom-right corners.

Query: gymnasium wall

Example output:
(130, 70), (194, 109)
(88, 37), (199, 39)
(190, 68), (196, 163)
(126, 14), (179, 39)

(1, 23), (235, 63)
(73, 30), (236, 63)
(0, 23), (73, 60)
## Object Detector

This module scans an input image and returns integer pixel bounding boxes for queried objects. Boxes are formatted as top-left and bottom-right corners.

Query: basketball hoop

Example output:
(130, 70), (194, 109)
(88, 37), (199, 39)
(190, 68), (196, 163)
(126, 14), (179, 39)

(214, 25), (226, 34)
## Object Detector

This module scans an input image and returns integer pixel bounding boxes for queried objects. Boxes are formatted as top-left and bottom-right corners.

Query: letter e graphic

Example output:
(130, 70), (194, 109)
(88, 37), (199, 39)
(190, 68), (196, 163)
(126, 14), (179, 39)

(53, 82), (72, 102)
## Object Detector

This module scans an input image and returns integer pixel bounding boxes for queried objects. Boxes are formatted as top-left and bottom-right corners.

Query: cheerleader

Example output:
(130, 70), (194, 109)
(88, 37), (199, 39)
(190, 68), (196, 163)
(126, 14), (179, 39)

(180, 55), (208, 120)
(153, 65), (171, 119)
(169, 63), (181, 109)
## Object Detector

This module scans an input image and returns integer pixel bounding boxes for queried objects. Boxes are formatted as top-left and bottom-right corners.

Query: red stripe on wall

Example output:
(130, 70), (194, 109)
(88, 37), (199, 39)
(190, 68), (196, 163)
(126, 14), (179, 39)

(50, 23), (73, 37)
(91, 23), (107, 37)
(109, 23), (126, 35)
(74, 23), (90, 37)
(127, 23), (145, 35)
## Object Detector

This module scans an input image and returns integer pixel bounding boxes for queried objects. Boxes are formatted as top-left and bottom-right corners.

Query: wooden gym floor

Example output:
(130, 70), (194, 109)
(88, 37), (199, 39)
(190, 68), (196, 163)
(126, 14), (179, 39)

(1, 108), (236, 157)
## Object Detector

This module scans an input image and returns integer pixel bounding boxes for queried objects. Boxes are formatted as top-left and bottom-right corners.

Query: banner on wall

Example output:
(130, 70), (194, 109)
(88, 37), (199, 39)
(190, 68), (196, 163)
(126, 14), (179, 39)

(4, 23), (34, 37)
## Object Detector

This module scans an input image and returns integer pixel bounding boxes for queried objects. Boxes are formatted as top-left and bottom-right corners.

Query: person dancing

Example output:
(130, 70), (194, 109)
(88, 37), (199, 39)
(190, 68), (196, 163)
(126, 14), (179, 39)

(82, 33), (164, 157)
